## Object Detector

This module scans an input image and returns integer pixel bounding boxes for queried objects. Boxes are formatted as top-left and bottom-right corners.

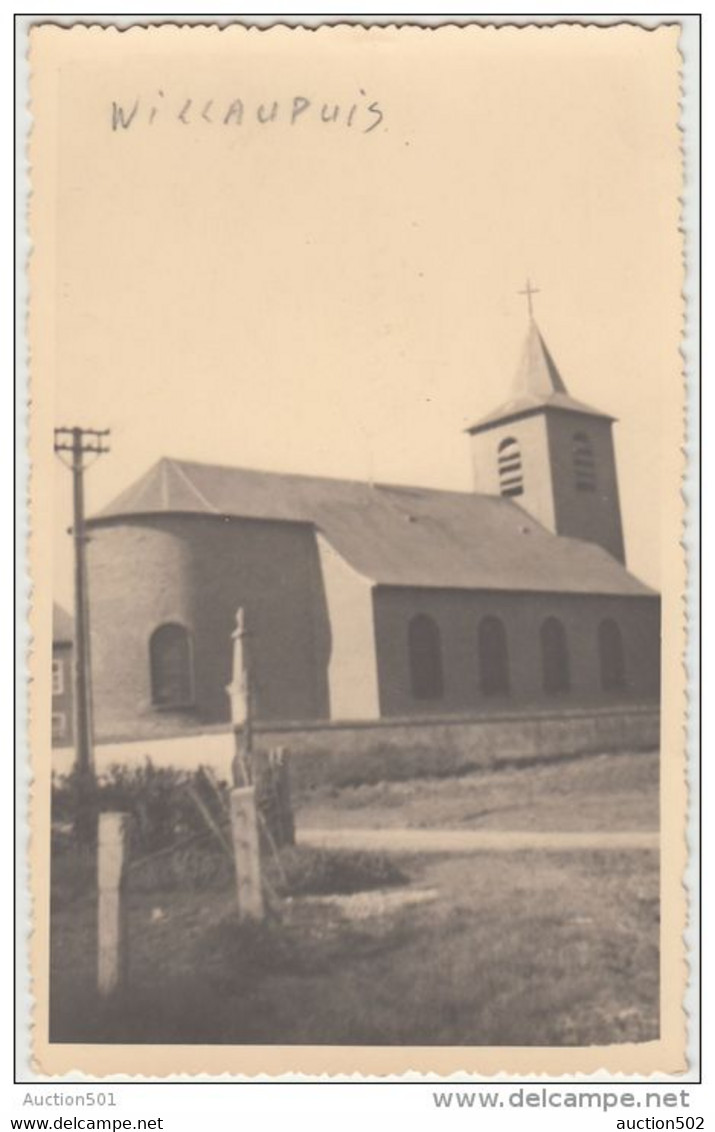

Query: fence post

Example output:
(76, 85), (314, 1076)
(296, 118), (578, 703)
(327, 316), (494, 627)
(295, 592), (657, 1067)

(229, 787), (264, 922)
(97, 812), (131, 996)
(273, 747), (295, 847)
(226, 607), (253, 787)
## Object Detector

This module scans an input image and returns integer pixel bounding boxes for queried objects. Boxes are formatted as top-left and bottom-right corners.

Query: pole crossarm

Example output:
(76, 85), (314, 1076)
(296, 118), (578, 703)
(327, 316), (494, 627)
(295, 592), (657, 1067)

(54, 427), (111, 454)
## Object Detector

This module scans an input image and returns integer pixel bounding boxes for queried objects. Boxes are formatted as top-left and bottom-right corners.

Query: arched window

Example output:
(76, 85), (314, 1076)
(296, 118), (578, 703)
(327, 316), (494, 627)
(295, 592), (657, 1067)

(598, 618), (626, 692)
(573, 432), (597, 492)
(478, 616), (510, 696)
(497, 437), (524, 498)
(540, 617), (571, 695)
(149, 623), (194, 708)
(408, 614), (444, 700)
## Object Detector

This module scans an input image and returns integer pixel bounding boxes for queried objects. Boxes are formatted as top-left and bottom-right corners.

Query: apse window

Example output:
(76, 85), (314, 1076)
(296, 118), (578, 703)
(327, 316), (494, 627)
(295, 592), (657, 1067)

(497, 437), (524, 498)
(408, 614), (444, 700)
(150, 623), (195, 708)
(573, 432), (597, 492)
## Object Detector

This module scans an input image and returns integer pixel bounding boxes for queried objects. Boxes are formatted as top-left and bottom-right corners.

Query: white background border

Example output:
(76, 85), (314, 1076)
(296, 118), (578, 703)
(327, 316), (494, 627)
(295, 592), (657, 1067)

(10, 5), (705, 1122)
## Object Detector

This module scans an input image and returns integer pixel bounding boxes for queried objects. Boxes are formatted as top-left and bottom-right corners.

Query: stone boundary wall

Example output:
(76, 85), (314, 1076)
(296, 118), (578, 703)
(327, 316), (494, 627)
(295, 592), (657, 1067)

(255, 705), (660, 789)
(54, 705), (660, 790)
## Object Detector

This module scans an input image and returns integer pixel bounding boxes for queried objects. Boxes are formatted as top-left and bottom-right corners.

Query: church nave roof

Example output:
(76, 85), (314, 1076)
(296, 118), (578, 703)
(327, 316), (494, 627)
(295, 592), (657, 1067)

(91, 456), (656, 600)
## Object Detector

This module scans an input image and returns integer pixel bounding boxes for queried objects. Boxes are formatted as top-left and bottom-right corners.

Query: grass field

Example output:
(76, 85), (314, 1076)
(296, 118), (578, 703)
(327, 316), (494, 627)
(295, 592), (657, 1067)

(295, 749), (659, 833)
(49, 749), (659, 1047)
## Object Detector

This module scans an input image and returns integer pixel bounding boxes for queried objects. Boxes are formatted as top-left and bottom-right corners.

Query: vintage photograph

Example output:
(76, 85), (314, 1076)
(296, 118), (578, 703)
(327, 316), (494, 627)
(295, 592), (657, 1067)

(27, 21), (687, 1076)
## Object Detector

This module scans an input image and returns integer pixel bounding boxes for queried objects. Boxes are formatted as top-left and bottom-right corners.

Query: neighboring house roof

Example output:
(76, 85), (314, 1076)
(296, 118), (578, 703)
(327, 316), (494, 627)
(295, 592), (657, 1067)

(53, 602), (74, 645)
(467, 320), (614, 434)
(90, 457), (656, 599)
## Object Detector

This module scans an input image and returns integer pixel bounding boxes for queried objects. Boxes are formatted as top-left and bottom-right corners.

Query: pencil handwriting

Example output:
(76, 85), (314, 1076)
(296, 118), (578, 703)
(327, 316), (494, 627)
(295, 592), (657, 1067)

(111, 92), (385, 134)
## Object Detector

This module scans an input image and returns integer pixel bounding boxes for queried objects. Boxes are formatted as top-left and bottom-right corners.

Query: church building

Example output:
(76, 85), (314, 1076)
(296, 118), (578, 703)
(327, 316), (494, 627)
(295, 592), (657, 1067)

(84, 316), (660, 741)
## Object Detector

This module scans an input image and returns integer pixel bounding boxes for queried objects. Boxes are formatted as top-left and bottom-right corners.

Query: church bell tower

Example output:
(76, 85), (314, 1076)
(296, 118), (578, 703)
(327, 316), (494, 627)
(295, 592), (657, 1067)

(467, 286), (626, 563)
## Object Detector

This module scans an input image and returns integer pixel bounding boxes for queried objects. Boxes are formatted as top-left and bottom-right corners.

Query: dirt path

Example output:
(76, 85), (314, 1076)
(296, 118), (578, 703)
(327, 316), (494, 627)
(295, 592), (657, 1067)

(299, 828), (659, 853)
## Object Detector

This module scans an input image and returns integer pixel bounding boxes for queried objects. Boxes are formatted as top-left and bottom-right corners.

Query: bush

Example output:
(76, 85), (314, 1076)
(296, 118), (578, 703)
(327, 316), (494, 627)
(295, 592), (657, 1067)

(51, 763), (408, 900)
(129, 845), (235, 892)
(51, 761), (231, 855)
(273, 845), (407, 897)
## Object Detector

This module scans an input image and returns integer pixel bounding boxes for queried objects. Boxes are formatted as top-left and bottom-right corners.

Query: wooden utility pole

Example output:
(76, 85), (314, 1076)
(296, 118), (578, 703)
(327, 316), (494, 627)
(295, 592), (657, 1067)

(54, 427), (110, 841)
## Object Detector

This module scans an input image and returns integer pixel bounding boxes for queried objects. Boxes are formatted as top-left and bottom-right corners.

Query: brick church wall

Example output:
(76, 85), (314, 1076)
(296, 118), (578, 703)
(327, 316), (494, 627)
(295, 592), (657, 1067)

(86, 516), (660, 741)
(372, 586), (660, 717)
(87, 515), (335, 738)
(316, 534), (381, 719)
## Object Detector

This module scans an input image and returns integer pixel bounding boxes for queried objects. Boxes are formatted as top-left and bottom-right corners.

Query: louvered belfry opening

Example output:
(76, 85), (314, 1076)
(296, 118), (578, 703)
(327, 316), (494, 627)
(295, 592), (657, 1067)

(497, 436), (524, 497)
(573, 431), (597, 492)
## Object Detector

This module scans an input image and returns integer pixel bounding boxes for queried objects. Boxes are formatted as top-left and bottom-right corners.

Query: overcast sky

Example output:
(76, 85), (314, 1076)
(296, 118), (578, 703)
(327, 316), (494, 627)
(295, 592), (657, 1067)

(47, 25), (682, 605)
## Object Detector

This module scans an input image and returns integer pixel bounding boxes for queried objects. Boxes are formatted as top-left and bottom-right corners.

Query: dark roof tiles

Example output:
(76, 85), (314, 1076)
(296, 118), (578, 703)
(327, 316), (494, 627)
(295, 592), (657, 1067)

(91, 457), (655, 599)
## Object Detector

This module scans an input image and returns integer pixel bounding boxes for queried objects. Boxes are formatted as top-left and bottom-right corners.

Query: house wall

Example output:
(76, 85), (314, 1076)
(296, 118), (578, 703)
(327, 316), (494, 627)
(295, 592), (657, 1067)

(51, 643), (73, 747)
(86, 515), (332, 739)
(372, 586), (660, 718)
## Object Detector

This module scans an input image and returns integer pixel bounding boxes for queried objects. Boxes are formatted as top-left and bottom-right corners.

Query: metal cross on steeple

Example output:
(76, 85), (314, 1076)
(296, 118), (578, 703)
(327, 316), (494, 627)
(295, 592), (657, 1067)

(518, 278), (540, 319)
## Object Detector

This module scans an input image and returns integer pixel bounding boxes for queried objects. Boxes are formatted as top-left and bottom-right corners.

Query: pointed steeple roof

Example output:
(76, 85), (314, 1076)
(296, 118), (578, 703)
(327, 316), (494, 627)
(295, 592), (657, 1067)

(512, 319), (568, 397)
(467, 318), (613, 435)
